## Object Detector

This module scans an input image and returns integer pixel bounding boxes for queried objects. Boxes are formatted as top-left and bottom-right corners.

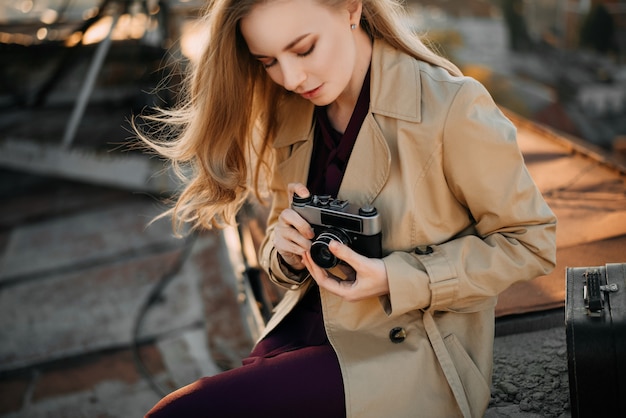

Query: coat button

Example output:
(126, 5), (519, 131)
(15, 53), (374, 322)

(389, 327), (407, 343)
(415, 245), (433, 255)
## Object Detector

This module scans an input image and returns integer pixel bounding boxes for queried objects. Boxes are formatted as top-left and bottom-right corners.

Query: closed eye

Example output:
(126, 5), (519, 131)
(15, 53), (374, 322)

(297, 43), (315, 57)
(261, 58), (277, 69)
(256, 40), (315, 69)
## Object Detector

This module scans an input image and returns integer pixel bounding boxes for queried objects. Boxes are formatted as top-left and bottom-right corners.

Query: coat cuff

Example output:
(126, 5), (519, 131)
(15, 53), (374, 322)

(382, 252), (431, 316)
(417, 246), (459, 311)
(382, 247), (459, 315)
(267, 247), (310, 289)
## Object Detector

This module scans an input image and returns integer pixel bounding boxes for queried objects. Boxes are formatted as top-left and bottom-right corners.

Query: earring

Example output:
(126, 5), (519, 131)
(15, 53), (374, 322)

(351, 23), (357, 30)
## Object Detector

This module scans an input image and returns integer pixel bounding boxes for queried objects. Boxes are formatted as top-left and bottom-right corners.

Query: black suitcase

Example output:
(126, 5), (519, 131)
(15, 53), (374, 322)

(565, 263), (626, 418)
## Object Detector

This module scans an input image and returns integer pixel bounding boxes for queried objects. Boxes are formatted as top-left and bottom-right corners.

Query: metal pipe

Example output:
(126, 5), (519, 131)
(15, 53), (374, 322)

(61, 13), (119, 148)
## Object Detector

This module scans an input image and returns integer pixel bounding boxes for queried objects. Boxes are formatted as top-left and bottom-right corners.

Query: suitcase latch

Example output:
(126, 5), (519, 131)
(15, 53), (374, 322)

(600, 283), (619, 293)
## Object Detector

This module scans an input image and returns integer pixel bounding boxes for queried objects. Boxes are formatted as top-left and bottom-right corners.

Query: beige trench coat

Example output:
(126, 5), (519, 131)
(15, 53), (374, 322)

(257, 40), (557, 418)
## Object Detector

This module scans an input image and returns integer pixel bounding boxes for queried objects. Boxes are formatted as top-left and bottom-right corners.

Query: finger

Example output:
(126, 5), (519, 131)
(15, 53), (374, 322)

(287, 183), (310, 203)
(279, 252), (306, 270)
(328, 240), (368, 266)
(303, 252), (353, 296)
(329, 264), (356, 282)
(278, 208), (314, 239)
(274, 225), (311, 254)
(327, 244), (390, 298)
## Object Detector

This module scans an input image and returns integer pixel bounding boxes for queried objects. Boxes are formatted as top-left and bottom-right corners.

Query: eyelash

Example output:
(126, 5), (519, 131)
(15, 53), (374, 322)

(298, 44), (316, 57)
(263, 44), (316, 69)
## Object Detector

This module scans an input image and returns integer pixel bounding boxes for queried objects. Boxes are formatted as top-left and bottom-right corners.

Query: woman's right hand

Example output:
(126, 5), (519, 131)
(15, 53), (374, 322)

(273, 183), (315, 271)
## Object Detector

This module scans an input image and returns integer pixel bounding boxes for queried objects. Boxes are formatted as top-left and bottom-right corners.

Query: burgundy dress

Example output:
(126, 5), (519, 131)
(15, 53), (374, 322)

(145, 69), (371, 418)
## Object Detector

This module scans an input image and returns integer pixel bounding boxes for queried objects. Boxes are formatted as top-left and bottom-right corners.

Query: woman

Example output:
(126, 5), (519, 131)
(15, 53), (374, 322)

(139, 0), (557, 416)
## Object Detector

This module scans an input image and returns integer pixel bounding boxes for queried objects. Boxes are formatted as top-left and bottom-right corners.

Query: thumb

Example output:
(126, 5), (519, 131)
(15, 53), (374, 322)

(329, 240), (365, 265)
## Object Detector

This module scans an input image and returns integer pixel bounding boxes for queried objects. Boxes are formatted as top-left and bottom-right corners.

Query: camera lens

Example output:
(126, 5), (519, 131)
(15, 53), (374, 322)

(310, 229), (351, 269)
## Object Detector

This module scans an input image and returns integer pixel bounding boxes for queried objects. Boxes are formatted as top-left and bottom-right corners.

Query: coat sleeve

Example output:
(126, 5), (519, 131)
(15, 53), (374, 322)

(383, 78), (557, 315)
(257, 148), (312, 290)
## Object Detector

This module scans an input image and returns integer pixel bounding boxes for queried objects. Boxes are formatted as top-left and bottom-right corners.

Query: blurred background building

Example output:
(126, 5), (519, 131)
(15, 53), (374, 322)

(0, 0), (624, 157)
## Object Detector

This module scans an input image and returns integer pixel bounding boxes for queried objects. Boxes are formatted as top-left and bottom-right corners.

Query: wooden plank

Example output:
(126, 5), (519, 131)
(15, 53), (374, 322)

(0, 138), (180, 194)
(0, 198), (180, 282)
(0, 247), (197, 371)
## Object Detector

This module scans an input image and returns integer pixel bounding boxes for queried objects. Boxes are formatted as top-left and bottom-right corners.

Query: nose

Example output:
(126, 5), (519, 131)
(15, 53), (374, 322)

(280, 60), (306, 92)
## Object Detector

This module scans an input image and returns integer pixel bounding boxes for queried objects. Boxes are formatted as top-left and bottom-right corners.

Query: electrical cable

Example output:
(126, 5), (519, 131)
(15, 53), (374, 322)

(131, 229), (198, 398)
(131, 207), (274, 398)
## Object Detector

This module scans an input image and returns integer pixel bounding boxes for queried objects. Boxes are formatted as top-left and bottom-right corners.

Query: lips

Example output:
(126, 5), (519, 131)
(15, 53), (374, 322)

(300, 85), (322, 100)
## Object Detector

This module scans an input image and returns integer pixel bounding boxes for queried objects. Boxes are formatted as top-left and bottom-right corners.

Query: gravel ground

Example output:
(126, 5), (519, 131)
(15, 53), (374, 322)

(487, 326), (572, 418)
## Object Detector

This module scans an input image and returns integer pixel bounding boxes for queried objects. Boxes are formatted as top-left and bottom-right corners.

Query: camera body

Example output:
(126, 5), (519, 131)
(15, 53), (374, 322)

(292, 194), (383, 269)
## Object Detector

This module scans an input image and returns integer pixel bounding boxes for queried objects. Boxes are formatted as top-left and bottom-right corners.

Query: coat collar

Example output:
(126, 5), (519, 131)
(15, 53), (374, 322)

(369, 40), (422, 123)
(272, 39), (422, 149)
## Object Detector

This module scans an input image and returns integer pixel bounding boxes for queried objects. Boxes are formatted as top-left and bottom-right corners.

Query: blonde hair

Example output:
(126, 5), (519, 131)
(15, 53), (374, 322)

(135, 0), (461, 234)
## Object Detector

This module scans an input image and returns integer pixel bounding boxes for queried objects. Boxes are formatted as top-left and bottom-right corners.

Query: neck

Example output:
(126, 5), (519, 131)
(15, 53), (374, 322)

(327, 30), (372, 133)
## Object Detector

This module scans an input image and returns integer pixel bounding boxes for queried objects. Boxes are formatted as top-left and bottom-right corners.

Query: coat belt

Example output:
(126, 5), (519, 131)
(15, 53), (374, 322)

(422, 311), (472, 418)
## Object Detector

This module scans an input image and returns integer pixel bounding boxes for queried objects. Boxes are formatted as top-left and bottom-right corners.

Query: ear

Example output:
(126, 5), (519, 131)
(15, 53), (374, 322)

(347, 0), (363, 25)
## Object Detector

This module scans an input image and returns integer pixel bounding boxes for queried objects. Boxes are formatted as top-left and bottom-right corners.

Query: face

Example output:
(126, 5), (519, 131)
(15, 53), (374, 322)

(240, 0), (361, 106)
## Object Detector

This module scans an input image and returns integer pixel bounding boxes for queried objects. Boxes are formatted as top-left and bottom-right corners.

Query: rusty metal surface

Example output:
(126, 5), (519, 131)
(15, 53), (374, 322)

(0, 176), (257, 416)
(496, 111), (626, 317)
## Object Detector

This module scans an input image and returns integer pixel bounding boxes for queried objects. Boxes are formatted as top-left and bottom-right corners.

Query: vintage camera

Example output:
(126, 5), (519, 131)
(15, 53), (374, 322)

(292, 194), (382, 269)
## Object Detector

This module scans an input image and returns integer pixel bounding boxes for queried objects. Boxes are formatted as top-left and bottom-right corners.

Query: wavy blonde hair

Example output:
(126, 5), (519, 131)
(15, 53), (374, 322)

(135, 0), (461, 234)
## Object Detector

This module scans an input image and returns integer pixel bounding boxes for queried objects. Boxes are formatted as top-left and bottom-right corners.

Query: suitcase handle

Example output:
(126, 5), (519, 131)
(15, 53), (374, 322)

(583, 267), (620, 316)
(584, 269), (604, 314)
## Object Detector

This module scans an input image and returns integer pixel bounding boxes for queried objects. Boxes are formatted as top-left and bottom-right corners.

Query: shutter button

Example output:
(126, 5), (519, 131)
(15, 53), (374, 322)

(389, 327), (407, 343)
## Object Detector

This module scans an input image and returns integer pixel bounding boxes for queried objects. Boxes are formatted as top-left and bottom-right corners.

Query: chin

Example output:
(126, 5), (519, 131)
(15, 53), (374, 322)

(308, 94), (335, 107)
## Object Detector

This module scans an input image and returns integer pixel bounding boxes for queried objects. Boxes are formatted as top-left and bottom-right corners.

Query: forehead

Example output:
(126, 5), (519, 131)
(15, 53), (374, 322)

(240, 0), (346, 52)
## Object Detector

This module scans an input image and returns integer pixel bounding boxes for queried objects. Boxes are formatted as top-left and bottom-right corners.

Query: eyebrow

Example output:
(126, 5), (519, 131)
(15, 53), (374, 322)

(251, 33), (311, 59)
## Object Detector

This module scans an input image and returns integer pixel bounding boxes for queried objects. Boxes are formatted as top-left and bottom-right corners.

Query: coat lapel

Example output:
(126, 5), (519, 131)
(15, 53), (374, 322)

(338, 114), (390, 206)
(273, 94), (314, 149)
(369, 40), (422, 123)
(339, 40), (423, 206)
(273, 95), (315, 184)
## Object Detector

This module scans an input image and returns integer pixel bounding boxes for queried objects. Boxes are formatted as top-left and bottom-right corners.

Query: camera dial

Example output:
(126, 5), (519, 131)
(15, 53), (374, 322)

(292, 193), (312, 207)
(359, 205), (377, 217)
(312, 194), (332, 206)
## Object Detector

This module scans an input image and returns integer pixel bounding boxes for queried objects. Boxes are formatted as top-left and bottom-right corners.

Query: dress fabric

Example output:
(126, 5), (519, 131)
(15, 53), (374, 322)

(145, 68), (372, 418)
(145, 289), (344, 418)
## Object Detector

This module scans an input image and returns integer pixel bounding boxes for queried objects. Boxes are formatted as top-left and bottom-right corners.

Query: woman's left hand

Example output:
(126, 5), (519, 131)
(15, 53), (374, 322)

(302, 241), (389, 301)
